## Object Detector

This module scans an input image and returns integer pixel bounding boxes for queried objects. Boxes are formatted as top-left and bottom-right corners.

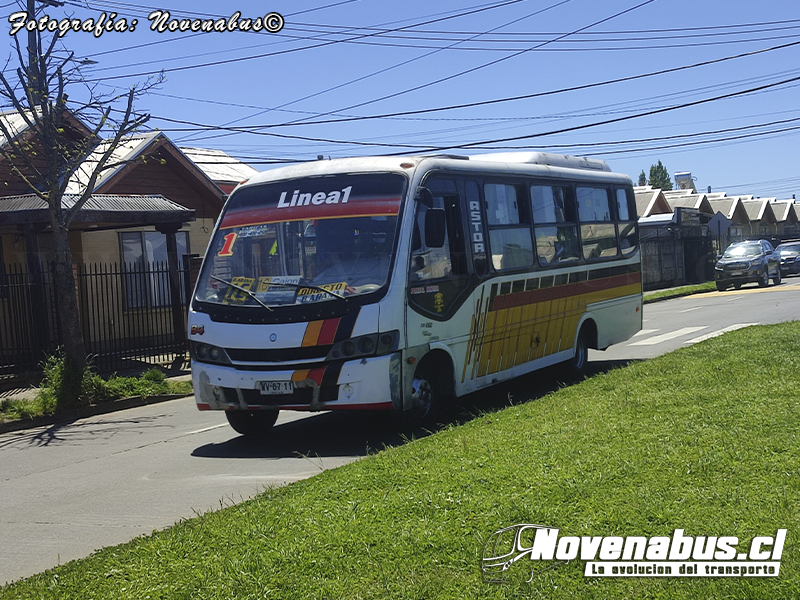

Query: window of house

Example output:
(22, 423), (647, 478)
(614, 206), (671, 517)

(577, 187), (618, 260)
(484, 183), (533, 271)
(530, 184), (579, 265)
(120, 231), (189, 309)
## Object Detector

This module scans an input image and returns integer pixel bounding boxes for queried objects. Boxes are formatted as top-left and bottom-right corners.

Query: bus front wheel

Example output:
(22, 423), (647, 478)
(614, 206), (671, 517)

(568, 328), (591, 377)
(225, 410), (279, 437)
(407, 360), (452, 421)
(409, 367), (436, 419)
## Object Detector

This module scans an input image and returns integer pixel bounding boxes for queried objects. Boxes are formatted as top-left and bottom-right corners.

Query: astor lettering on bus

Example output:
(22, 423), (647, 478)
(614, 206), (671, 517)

(469, 199), (485, 253)
(277, 186), (352, 208)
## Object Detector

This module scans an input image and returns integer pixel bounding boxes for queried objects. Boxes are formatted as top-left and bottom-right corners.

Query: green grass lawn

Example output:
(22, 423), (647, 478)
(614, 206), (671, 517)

(2, 323), (799, 599)
(643, 281), (717, 303)
(0, 367), (193, 424)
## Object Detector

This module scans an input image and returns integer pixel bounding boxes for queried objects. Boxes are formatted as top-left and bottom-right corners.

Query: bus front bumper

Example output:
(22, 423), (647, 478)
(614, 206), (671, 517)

(192, 352), (402, 412)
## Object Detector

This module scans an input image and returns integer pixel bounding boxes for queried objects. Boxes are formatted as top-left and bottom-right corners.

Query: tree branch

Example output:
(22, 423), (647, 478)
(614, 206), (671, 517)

(64, 87), (149, 227)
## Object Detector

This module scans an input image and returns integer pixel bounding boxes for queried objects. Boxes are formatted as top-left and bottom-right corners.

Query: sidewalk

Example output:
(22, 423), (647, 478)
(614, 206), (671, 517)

(0, 372), (195, 435)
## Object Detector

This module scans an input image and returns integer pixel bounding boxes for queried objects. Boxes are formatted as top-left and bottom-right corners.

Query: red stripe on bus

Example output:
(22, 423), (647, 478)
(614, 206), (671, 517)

(308, 367), (327, 386)
(317, 318), (341, 345)
(328, 402), (394, 410)
(489, 271), (640, 312)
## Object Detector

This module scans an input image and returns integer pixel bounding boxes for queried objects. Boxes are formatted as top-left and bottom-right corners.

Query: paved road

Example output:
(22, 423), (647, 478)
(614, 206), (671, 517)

(594, 278), (800, 361)
(2, 278), (800, 585)
(0, 402), (387, 585)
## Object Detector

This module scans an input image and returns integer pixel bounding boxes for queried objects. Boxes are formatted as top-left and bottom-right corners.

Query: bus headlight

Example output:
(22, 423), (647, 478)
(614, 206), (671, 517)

(327, 330), (399, 361)
(358, 337), (375, 354)
(191, 341), (232, 365)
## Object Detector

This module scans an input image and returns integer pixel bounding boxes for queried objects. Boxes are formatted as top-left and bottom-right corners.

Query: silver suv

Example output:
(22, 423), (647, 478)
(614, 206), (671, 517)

(714, 240), (781, 291)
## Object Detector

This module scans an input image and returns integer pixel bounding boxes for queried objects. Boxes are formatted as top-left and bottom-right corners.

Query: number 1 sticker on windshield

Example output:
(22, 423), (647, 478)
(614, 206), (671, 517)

(218, 232), (237, 257)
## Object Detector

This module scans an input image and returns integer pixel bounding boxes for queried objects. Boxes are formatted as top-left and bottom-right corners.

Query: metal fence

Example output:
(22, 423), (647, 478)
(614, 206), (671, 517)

(0, 260), (192, 381)
(0, 263), (60, 379)
(641, 233), (684, 290)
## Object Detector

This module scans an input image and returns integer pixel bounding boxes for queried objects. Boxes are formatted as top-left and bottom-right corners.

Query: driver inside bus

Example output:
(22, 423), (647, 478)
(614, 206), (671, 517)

(313, 218), (392, 292)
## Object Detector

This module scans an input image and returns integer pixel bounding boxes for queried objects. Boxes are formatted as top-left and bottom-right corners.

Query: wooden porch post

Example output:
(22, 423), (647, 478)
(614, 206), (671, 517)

(156, 223), (186, 347)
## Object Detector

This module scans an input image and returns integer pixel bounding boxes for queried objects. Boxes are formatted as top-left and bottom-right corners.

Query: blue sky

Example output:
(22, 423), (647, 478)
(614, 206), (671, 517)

(4, 0), (800, 198)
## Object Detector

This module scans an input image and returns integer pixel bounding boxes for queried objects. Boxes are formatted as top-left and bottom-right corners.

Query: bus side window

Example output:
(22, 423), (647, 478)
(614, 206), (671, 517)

(484, 183), (533, 271)
(531, 185), (579, 265)
(616, 187), (638, 256)
(409, 183), (467, 281)
(577, 186), (618, 261)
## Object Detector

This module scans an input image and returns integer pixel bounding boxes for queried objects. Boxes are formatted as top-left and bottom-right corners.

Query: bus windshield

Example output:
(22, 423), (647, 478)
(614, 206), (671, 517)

(195, 173), (406, 307)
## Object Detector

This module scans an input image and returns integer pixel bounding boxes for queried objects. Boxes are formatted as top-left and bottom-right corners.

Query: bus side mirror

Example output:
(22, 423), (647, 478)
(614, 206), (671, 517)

(415, 186), (434, 208)
(425, 208), (446, 248)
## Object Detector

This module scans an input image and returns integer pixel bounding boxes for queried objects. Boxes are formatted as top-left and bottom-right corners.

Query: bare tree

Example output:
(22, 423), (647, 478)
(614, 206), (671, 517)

(0, 13), (154, 402)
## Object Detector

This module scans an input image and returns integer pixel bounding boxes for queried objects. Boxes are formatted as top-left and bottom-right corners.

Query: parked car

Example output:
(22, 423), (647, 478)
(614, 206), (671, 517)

(776, 242), (800, 276)
(714, 240), (781, 291)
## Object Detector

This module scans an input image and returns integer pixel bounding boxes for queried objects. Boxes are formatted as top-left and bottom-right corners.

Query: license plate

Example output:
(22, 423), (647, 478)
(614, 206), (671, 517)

(259, 381), (294, 395)
(729, 271), (743, 276)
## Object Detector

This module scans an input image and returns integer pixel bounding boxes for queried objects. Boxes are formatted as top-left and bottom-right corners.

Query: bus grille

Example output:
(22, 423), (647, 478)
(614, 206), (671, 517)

(226, 346), (332, 362)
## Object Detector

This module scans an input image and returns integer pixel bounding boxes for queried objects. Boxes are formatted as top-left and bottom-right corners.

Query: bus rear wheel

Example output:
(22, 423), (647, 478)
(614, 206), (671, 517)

(225, 410), (279, 437)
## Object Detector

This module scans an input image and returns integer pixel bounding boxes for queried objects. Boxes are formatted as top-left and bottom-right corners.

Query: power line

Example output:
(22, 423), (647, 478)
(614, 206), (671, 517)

(175, 0), (575, 145)
(79, 0), (532, 82)
(163, 116), (800, 157)
(168, 0), (661, 146)
(295, 17), (800, 36)
(133, 73), (800, 152)
(139, 39), (800, 133)
(98, 20), (800, 76)
(278, 0), (659, 128)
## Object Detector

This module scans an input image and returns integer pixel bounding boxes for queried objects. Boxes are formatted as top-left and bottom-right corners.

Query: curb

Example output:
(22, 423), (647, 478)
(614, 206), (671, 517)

(0, 393), (192, 435)
(643, 287), (717, 305)
(643, 293), (689, 304)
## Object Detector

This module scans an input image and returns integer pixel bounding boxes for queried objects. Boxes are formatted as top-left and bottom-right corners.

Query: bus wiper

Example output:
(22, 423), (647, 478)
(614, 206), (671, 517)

(210, 275), (273, 311)
(267, 280), (347, 301)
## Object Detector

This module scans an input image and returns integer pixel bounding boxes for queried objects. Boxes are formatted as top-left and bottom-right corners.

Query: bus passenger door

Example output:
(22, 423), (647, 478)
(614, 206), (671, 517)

(406, 179), (471, 386)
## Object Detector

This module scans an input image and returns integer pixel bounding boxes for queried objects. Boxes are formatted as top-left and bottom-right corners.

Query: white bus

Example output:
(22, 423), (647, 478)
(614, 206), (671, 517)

(188, 153), (642, 436)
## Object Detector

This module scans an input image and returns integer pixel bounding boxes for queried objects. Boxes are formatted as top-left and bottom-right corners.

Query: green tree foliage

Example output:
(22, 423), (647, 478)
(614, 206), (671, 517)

(638, 170), (647, 186)
(648, 160), (673, 190)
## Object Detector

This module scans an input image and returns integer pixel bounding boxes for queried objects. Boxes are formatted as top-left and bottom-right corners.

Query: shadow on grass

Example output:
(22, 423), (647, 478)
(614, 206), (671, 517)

(192, 358), (638, 460)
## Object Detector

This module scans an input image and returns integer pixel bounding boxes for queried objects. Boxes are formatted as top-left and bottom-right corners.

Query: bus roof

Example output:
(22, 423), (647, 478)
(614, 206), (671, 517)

(238, 152), (627, 190)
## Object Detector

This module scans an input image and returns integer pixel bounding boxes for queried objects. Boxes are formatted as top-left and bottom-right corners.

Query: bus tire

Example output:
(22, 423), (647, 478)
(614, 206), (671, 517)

(225, 410), (279, 437)
(568, 327), (591, 377)
(408, 358), (453, 421)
